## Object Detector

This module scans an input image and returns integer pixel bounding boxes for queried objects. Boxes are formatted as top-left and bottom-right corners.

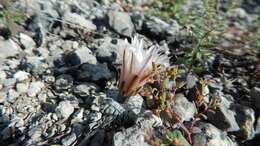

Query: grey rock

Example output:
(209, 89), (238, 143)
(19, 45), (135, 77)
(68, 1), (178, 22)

(194, 122), (237, 146)
(90, 129), (105, 146)
(89, 97), (129, 127)
(114, 132), (137, 146)
(19, 33), (36, 51)
(15, 96), (40, 113)
(44, 125), (57, 138)
(24, 0), (59, 19)
(108, 11), (134, 37)
(71, 123), (83, 138)
(0, 38), (20, 59)
(228, 8), (250, 21)
(65, 46), (97, 66)
(63, 13), (97, 30)
(207, 104), (240, 132)
(231, 104), (255, 141)
(61, 40), (78, 51)
(57, 124), (67, 133)
(10, 114), (25, 128)
(2, 78), (16, 89)
(174, 93), (196, 122)
(13, 71), (30, 82)
(21, 56), (47, 75)
(56, 100), (75, 120)
(54, 74), (74, 92)
(73, 83), (99, 97)
(37, 47), (50, 58)
(217, 91), (235, 107)
(7, 89), (20, 103)
(242, 0), (260, 14)
(181, 0), (205, 12)
(6, 59), (20, 70)
(77, 63), (112, 82)
(106, 87), (120, 101)
(61, 132), (77, 146)
(101, 98), (125, 117)
(71, 108), (84, 124)
(59, 95), (79, 107)
(143, 16), (180, 40)
(92, 37), (125, 64)
(130, 0), (154, 7)
(113, 114), (161, 146)
(88, 112), (102, 125)
(110, 3), (124, 11)
(123, 94), (143, 115)
(250, 87), (260, 111)
(91, 96), (101, 111)
(27, 125), (43, 144)
(0, 92), (7, 103)
(0, 126), (12, 140)
(37, 91), (48, 102)
(27, 81), (45, 97)
(0, 70), (7, 80)
(131, 11), (145, 31)
(186, 73), (198, 89)
(192, 133), (207, 146)
(43, 75), (55, 84)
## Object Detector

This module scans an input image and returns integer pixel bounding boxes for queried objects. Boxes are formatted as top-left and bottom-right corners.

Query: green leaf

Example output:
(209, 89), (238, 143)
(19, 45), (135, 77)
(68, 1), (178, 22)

(163, 78), (170, 89)
(166, 130), (191, 146)
(192, 66), (208, 74)
(160, 140), (172, 146)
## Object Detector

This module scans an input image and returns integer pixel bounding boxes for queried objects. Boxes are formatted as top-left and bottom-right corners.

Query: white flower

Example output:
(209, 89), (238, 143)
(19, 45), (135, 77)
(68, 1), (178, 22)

(119, 36), (169, 97)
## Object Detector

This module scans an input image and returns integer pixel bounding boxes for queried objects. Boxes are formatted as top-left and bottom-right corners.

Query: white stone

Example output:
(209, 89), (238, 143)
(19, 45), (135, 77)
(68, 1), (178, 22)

(64, 13), (97, 30)
(16, 82), (29, 93)
(14, 71), (30, 82)
(0, 70), (7, 80)
(27, 81), (44, 97)
(55, 101), (74, 119)
(19, 33), (36, 51)
(0, 39), (20, 59)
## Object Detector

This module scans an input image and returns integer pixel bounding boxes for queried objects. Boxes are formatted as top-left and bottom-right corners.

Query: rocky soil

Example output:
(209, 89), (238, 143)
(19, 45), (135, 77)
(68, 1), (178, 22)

(0, 0), (259, 146)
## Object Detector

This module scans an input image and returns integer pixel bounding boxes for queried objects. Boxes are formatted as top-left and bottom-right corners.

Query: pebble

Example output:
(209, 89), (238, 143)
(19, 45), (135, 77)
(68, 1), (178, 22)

(2, 78), (16, 89)
(13, 71), (30, 82)
(173, 93), (197, 122)
(0, 92), (7, 103)
(0, 70), (7, 80)
(108, 11), (134, 37)
(64, 46), (97, 66)
(63, 12), (97, 30)
(207, 104), (240, 132)
(55, 100), (75, 120)
(231, 104), (255, 141)
(123, 94), (143, 115)
(16, 82), (29, 93)
(193, 122), (237, 146)
(7, 89), (20, 103)
(77, 63), (112, 82)
(0, 39), (20, 59)
(61, 132), (77, 146)
(54, 74), (74, 92)
(71, 108), (84, 124)
(19, 33), (36, 51)
(27, 81), (45, 97)
(92, 37), (125, 64)
(73, 83), (99, 97)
